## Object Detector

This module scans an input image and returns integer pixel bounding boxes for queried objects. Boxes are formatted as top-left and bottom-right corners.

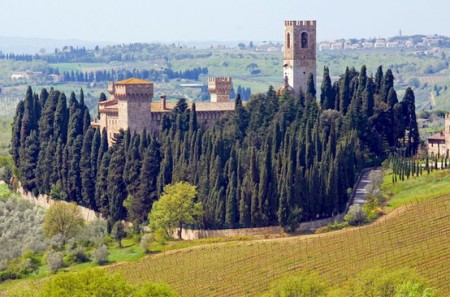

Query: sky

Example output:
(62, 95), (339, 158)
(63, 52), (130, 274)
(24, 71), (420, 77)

(0, 0), (448, 44)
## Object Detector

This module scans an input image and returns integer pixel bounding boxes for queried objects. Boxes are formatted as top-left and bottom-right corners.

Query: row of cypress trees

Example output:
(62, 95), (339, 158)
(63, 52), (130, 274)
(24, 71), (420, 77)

(11, 65), (419, 231)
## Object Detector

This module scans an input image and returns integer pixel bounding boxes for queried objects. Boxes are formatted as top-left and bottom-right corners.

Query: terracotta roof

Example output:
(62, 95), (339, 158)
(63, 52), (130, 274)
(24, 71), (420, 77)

(150, 101), (235, 112)
(428, 132), (445, 141)
(99, 99), (118, 106)
(115, 78), (153, 85)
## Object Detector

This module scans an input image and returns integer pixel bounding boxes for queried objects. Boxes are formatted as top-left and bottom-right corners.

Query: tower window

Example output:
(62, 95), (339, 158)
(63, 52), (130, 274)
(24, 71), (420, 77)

(301, 32), (308, 48)
(287, 33), (291, 49)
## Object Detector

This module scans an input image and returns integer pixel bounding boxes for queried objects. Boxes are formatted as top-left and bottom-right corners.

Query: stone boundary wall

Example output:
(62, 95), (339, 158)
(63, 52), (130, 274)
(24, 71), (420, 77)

(175, 168), (373, 240)
(12, 167), (372, 239)
(15, 184), (101, 222)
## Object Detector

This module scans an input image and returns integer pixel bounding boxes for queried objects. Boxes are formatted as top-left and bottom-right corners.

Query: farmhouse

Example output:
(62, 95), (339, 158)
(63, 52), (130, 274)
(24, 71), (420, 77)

(427, 113), (450, 156)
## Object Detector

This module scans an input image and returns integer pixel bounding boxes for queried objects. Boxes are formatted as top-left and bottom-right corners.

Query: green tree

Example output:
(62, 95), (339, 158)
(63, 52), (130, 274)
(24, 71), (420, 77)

(149, 182), (203, 239)
(43, 201), (84, 242)
(111, 221), (126, 248)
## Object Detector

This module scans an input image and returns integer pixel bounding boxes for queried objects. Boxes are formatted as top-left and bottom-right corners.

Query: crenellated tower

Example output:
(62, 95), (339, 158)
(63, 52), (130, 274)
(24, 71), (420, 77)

(208, 77), (232, 102)
(283, 20), (317, 95)
(108, 78), (154, 140)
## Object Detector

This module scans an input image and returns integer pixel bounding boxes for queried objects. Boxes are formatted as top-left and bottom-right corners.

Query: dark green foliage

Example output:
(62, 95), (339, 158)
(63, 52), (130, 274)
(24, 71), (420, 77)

(107, 131), (128, 222)
(10, 65), (419, 230)
(19, 131), (39, 194)
(320, 66), (334, 110)
(81, 128), (96, 209)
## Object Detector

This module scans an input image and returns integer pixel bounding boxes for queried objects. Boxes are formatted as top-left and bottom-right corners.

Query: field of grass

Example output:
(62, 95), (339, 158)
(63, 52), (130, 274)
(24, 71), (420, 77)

(104, 193), (449, 296)
(382, 168), (450, 209)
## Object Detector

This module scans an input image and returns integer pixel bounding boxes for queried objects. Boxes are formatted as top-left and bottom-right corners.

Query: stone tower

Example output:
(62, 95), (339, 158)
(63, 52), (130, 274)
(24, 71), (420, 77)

(208, 77), (232, 102)
(446, 113), (450, 144)
(283, 20), (317, 95)
(109, 78), (154, 137)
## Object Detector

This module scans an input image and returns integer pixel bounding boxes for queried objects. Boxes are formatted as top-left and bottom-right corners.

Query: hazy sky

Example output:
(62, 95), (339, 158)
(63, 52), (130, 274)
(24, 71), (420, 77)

(0, 0), (447, 43)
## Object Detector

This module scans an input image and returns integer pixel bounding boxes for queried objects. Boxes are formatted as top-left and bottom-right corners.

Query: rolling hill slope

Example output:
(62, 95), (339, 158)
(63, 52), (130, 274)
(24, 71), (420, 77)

(109, 195), (450, 296)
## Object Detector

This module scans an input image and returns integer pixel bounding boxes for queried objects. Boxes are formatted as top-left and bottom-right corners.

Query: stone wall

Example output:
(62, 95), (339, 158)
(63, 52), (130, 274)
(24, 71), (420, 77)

(173, 167), (371, 240)
(15, 184), (101, 222)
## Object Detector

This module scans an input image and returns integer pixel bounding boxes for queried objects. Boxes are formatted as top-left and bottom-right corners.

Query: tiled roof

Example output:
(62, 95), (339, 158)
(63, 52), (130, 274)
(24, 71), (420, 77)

(428, 132), (445, 141)
(115, 78), (153, 85)
(150, 101), (235, 112)
(99, 99), (118, 106)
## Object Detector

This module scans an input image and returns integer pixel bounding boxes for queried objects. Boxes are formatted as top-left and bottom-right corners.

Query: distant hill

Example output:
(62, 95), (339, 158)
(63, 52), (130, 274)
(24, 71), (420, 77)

(0, 36), (115, 54)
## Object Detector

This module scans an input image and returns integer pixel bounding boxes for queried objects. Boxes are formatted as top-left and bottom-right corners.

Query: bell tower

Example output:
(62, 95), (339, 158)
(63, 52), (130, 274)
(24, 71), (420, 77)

(283, 20), (316, 95)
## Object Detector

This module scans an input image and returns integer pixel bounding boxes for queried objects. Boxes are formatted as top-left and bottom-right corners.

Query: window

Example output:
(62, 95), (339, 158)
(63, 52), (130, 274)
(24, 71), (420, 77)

(287, 33), (291, 49)
(301, 32), (308, 48)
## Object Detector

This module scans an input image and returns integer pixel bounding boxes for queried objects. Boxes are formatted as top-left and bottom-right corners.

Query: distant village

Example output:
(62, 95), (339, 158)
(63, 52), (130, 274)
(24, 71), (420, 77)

(319, 34), (450, 55)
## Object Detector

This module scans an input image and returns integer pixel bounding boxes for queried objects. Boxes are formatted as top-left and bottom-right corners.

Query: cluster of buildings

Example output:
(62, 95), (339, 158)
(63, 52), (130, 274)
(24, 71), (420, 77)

(11, 71), (65, 83)
(93, 20), (317, 144)
(319, 35), (448, 51)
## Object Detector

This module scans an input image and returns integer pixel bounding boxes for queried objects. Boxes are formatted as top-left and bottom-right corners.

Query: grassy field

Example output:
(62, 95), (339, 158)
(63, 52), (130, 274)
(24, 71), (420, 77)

(103, 193), (450, 296)
(382, 168), (450, 209)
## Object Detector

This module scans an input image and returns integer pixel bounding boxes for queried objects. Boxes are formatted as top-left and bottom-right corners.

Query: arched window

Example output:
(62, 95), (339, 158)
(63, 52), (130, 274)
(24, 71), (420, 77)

(287, 33), (291, 49)
(301, 32), (308, 48)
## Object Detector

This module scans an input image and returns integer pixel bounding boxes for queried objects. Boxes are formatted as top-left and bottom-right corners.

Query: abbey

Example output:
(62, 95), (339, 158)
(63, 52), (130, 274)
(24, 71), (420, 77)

(93, 20), (317, 143)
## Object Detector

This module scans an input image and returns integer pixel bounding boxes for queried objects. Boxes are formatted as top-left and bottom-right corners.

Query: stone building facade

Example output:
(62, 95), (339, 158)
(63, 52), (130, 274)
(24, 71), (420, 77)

(93, 20), (317, 144)
(283, 20), (317, 95)
(92, 77), (234, 144)
(208, 77), (233, 102)
(428, 113), (450, 156)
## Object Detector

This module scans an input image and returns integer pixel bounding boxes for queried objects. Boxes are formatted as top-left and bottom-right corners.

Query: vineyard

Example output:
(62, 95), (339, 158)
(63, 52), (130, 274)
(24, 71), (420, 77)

(108, 195), (450, 296)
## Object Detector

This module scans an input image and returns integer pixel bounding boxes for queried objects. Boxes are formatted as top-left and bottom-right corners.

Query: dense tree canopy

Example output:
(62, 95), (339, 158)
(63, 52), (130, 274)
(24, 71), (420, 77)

(10, 65), (419, 231)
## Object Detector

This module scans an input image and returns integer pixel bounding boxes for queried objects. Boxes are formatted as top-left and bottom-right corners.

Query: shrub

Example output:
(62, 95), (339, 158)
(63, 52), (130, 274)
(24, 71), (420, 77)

(0, 270), (20, 281)
(46, 250), (64, 273)
(91, 244), (108, 265)
(345, 267), (431, 297)
(65, 247), (89, 264)
(344, 205), (367, 226)
(134, 282), (179, 297)
(75, 220), (107, 247)
(262, 273), (328, 297)
(0, 198), (47, 263)
(140, 233), (153, 253)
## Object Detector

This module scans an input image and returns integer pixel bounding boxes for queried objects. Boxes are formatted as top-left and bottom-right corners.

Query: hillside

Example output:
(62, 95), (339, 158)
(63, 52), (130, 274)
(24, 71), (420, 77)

(107, 195), (450, 296)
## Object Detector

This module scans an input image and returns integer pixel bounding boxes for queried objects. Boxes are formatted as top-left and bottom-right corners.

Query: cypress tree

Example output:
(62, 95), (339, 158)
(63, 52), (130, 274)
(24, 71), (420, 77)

(362, 78), (375, 118)
(96, 151), (111, 218)
(225, 149), (238, 228)
(189, 102), (198, 132)
(20, 131), (39, 194)
(380, 69), (395, 103)
(387, 87), (398, 108)
(90, 128), (101, 180)
(38, 89), (59, 145)
(97, 128), (108, 171)
(374, 65), (383, 94)
(11, 101), (24, 167)
(81, 128), (96, 209)
(136, 138), (161, 224)
(107, 131), (128, 222)
(320, 66), (334, 110)
(402, 88), (420, 156)
(67, 135), (83, 203)
(53, 92), (68, 144)
(339, 67), (351, 115)
(124, 134), (142, 197)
